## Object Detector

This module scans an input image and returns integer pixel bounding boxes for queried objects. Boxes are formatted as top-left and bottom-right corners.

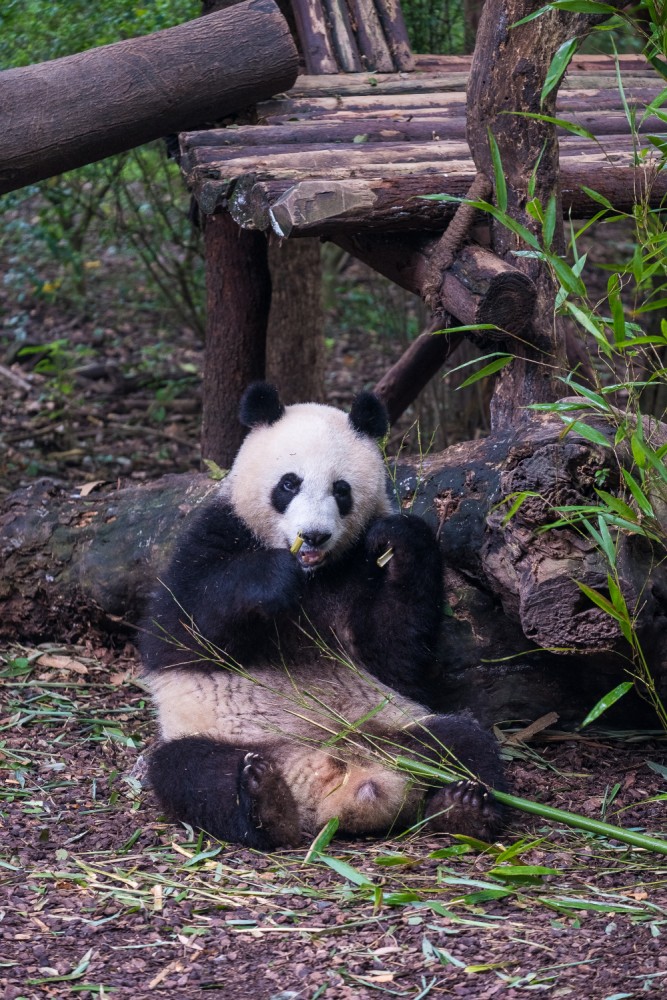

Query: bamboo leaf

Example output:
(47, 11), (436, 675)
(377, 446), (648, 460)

(543, 194), (557, 248)
(559, 375), (610, 410)
(607, 273), (626, 343)
(574, 580), (620, 619)
(501, 491), (540, 524)
(487, 864), (560, 880)
(542, 38), (578, 105)
(564, 302), (612, 355)
(304, 817), (339, 861)
(621, 469), (654, 517)
(488, 129), (508, 211)
(595, 513), (617, 566)
(559, 418), (610, 448)
(595, 489), (638, 523)
(320, 855), (373, 886)
(458, 355), (513, 389)
(579, 187), (612, 215)
(510, 111), (596, 141)
(549, 0), (617, 10)
(580, 682), (634, 728)
(548, 253), (588, 297)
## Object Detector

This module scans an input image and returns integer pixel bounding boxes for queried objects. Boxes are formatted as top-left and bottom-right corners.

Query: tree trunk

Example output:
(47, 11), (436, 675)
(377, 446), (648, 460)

(201, 213), (271, 466)
(3, 408), (665, 725)
(466, 0), (625, 428)
(265, 238), (326, 404)
(0, 0), (298, 194)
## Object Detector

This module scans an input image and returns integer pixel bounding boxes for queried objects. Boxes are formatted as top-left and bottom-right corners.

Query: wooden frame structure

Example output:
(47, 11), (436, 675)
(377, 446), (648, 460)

(183, 1), (665, 463)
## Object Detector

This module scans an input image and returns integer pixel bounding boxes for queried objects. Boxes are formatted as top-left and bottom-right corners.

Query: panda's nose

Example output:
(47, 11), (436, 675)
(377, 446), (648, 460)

(301, 531), (331, 548)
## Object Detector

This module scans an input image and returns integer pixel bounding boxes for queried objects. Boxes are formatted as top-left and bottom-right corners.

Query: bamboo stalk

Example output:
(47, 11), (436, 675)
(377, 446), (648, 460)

(396, 757), (667, 857)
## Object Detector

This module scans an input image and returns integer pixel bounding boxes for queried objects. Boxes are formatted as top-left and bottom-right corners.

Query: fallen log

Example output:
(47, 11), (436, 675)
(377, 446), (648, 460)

(0, 0), (298, 194)
(2, 407), (665, 725)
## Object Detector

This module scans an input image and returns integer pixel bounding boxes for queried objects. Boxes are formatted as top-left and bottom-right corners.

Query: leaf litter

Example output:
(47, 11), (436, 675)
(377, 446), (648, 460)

(1, 642), (666, 998)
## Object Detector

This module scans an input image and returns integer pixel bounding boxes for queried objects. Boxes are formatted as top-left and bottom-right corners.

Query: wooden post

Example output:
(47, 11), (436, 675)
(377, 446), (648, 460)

(202, 214), (271, 466)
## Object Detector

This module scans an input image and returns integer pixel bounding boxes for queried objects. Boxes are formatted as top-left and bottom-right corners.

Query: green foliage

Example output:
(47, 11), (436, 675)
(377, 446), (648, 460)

(401, 0), (466, 54)
(445, 4), (667, 727)
(0, 2), (205, 332)
(0, 0), (199, 68)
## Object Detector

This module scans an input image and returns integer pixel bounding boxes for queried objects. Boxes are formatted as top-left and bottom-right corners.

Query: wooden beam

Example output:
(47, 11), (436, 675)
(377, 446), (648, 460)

(216, 159), (667, 234)
(0, 0), (298, 194)
(201, 213), (270, 466)
(181, 110), (664, 157)
(334, 233), (535, 335)
(373, 327), (464, 425)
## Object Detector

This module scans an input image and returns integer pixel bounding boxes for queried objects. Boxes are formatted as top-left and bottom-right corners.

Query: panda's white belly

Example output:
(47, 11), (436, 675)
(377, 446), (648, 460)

(148, 662), (430, 744)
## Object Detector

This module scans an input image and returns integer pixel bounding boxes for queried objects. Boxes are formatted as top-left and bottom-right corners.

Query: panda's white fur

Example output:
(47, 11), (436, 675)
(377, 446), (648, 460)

(141, 384), (505, 849)
(222, 401), (392, 564)
(148, 662), (433, 835)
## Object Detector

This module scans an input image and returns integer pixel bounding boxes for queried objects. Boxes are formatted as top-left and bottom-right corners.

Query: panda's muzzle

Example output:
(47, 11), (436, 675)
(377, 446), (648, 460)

(296, 530), (331, 568)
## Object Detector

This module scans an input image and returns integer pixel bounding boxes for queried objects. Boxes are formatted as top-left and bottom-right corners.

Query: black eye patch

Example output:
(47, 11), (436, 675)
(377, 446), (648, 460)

(333, 479), (353, 517)
(271, 473), (302, 513)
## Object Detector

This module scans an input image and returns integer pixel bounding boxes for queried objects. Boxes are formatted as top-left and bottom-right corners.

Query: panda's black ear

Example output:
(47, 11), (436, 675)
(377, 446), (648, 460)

(239, 382), (285, 428)
(349, 392), (389, 439)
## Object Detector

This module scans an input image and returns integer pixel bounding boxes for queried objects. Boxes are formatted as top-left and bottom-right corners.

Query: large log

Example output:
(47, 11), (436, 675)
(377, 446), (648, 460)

(2, 408), (665, 725)
(0, 0), (298, 194)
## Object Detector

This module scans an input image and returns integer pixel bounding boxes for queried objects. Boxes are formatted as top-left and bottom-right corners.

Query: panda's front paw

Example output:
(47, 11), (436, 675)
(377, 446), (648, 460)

(253, 550), (305, 617)
(365, 515), (437, 578)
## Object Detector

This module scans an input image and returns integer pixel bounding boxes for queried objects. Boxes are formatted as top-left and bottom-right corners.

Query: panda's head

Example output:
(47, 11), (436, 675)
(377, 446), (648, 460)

(221, 382), (392, 569)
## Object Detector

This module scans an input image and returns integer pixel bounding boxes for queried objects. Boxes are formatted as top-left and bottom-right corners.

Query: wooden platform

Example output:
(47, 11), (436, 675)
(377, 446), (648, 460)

(180, 53), (666, 238)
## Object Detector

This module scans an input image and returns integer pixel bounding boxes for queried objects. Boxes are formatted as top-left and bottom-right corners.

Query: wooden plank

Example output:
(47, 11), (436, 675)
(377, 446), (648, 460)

(186, 139), (472, 173)
(181, 111), (665, 157)
(283, 69), (659, 99)
(216, 158), (667, 234)
(375, 0), (415, 72)
(258, 87), (662, 122)
(185, 133), (652, 179)
(291, 0), (338, 73)
(322, 0), (362, 71)
(346, 0), (395, 72)
(181, 119), (463, 152)
(412, 52), (655, 73)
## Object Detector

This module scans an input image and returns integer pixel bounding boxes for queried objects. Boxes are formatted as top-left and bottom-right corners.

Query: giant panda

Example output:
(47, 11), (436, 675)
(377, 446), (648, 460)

(140, 383), (505, 849)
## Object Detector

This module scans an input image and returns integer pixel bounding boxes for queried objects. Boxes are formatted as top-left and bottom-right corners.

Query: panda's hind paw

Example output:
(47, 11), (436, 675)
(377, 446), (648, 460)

(242, 751), (271, 796)
(241, 751), (302, 848)
(425, 780), (503, 842)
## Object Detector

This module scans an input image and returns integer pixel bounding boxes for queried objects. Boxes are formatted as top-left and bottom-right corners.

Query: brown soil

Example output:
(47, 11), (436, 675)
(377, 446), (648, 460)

(1, 644), (666, 1000)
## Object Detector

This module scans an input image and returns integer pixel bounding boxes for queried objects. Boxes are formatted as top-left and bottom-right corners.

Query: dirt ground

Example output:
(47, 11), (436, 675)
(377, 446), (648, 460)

(1, 255), (666, 1000)
(1, 643), (666, 999)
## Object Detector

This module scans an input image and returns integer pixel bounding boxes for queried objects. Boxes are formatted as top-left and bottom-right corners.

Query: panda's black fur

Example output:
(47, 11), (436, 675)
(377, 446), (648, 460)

(141, 383), (505, 849)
